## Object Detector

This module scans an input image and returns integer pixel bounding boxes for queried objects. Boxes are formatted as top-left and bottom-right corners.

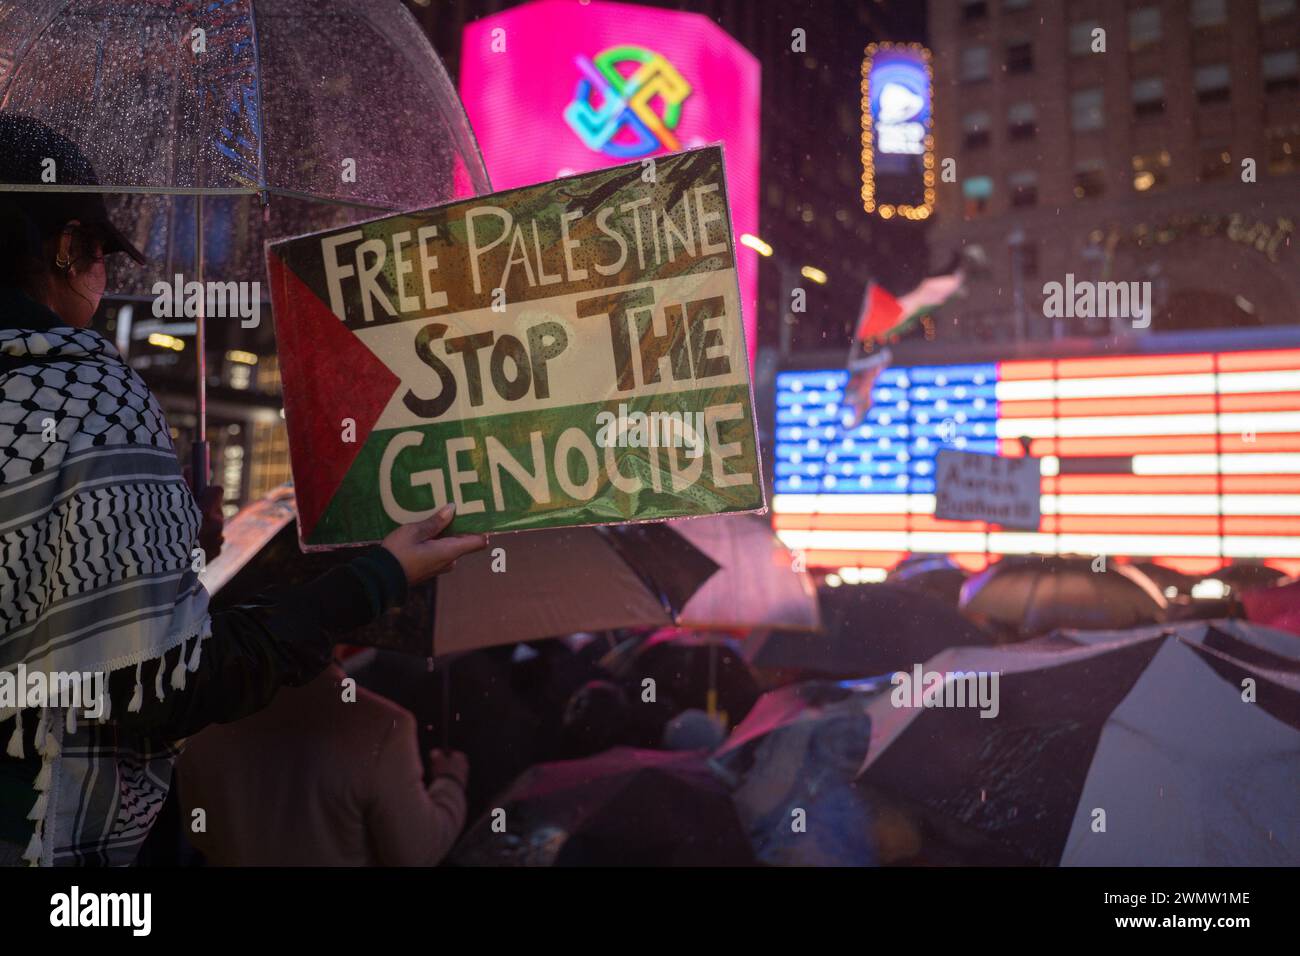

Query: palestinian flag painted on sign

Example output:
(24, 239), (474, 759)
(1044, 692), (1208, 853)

(266, 147), (764, 549)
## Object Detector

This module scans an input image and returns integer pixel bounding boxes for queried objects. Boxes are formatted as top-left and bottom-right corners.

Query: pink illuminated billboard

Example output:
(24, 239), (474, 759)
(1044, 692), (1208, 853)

(460, 0), (761, 369)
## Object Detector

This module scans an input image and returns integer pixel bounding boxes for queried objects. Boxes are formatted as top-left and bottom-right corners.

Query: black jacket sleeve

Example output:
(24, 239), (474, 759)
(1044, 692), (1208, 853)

(107, 547), (408, 740)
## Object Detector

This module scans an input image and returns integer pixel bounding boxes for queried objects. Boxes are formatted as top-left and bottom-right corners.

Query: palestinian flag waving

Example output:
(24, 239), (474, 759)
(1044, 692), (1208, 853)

(842, 264), (965, 428)
(853, 268), (965, 347)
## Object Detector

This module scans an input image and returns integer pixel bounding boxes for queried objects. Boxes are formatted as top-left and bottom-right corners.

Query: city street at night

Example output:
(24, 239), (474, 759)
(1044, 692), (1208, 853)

(0, 0), (1296, 940)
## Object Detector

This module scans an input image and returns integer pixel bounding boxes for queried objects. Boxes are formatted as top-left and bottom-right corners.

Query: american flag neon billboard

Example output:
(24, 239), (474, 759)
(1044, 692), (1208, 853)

(773, 348), (1300, 578)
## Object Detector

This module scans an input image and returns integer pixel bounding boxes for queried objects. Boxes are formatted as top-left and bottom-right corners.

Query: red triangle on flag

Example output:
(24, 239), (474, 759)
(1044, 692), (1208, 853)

(855, 284), (904, 344)
(266, 253), (401, 546)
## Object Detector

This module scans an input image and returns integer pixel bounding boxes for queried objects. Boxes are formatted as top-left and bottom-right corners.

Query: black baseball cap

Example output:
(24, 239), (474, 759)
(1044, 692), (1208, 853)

(0, 113), (146, 264)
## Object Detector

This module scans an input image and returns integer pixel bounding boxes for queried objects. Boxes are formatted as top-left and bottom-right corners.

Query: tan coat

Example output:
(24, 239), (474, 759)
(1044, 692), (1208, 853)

(177, 665), (465, 866)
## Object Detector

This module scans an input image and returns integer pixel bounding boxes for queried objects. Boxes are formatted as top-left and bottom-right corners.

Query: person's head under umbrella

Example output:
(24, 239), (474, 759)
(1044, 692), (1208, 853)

(0, 114), (145, 327)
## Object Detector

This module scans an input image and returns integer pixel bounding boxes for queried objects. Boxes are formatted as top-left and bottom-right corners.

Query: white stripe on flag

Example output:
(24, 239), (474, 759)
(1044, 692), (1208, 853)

(1132, 453), (1300, 475)
(994, 370), (1300, 402)
(777, 529), (1300, 559)
(994, 411), (1300, 439)
(1042, 494), (1300, 516)
(772, 492), (1300, 517)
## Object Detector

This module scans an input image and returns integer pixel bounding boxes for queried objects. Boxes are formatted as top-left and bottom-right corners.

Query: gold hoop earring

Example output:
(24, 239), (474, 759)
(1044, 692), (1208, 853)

(54, 253), (71, 271)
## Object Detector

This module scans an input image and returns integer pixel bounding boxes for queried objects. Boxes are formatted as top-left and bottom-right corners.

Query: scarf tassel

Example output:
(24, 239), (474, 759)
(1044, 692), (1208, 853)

(41, 725), (59, 759)
(170, 636), (189, 691)
(21, 827), (41, 866)
(127, 661), (143, 713)
(5, 709), (23, 760)
(64, 704), (77, 736)
(154, 652), (167, 703)
(33, 760), (51, 792)
(26, 791), (47, 822)
(187, 627), (206, 673)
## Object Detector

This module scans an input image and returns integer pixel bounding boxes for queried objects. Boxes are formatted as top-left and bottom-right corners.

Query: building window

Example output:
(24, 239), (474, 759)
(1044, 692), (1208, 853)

(1132, 76), (1166, 119)
(1073, 159), (1106, 198)
(1129, 7), (1162, 51)
(1008, 170), (1038, 206)
(962, 111), (992, 149)
(961, 47), (991, 82)
(1191, 0), (1228, 27)
(1262, 50), (1300, 94)
(1006, 40), (1034, 74)
(1132, 150), (1171, 191)
(1007, 101), (1037, 140)
(1069, 20), (1101, 56)
(961, 0), (989, 22)
(1071, 87), (1105, 131)
(1194, 64), (1231, 104)
(1198, 147), (1232, 181)
(962, 176), (993, 216)
(1260, 0), (1298, 21)
(1266, 126), (1300, 173)
(1004, 0), (1031, 8)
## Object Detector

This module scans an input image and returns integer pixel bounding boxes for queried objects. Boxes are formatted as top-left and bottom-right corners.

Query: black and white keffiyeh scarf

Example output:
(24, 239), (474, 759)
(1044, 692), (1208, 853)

(1, 323), (211, 866)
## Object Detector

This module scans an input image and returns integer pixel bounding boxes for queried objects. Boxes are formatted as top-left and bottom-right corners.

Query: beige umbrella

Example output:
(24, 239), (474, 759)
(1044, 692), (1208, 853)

(201, 486), (719, 656)
(669, 513), (820, 632)
(429, 524), (716, 655)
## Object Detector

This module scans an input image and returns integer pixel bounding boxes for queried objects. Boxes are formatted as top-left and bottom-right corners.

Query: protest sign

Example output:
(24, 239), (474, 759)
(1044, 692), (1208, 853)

(935, 449), (1041, 530)
(266, 146), (763, 548)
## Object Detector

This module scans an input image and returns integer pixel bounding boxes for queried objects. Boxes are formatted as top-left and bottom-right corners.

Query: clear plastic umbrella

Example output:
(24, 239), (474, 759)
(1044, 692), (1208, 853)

(0, 0), (490, 488)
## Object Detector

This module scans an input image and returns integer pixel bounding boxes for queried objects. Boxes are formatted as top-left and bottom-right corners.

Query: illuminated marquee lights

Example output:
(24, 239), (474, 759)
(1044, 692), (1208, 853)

(772, 349), (1300, 577)
(861, 42), (936, 220)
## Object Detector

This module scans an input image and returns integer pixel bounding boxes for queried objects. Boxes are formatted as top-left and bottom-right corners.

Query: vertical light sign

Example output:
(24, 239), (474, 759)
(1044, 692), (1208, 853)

(460, 0), (761, 371)
(861, 43), (935, 220)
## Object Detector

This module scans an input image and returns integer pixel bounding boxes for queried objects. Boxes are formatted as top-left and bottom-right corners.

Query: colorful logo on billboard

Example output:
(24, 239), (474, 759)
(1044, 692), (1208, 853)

(564, 45), (692, 158)
(460, 0), (760, 370)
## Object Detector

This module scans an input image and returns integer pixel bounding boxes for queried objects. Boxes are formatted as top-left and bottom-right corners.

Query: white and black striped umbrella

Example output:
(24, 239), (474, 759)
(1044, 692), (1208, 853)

(856, 620), (1300, 866)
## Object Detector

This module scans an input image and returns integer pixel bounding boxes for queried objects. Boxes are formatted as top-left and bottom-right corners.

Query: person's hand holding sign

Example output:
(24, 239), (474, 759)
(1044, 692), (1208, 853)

(382, 503), (488, 585)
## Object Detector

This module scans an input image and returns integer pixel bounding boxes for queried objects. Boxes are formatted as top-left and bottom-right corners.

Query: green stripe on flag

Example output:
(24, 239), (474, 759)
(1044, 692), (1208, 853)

(311, 384), (762, 543)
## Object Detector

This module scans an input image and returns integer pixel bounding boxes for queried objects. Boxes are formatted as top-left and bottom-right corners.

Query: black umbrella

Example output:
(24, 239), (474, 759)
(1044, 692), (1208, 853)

(745, 583), (993, 678)
(603, 628), (761, 745)
(886, 554), (967, 605)
(450, 747), (754, 866)
(857, 622), (1300, 865)
(960, 555), (1166, 639)
(1132, 561), (1199, 598)
(1206, 562), (1289, 594)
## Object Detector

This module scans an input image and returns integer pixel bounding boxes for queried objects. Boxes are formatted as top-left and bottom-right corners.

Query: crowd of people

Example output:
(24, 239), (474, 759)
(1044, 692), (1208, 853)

(0, 113), (767, 869)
